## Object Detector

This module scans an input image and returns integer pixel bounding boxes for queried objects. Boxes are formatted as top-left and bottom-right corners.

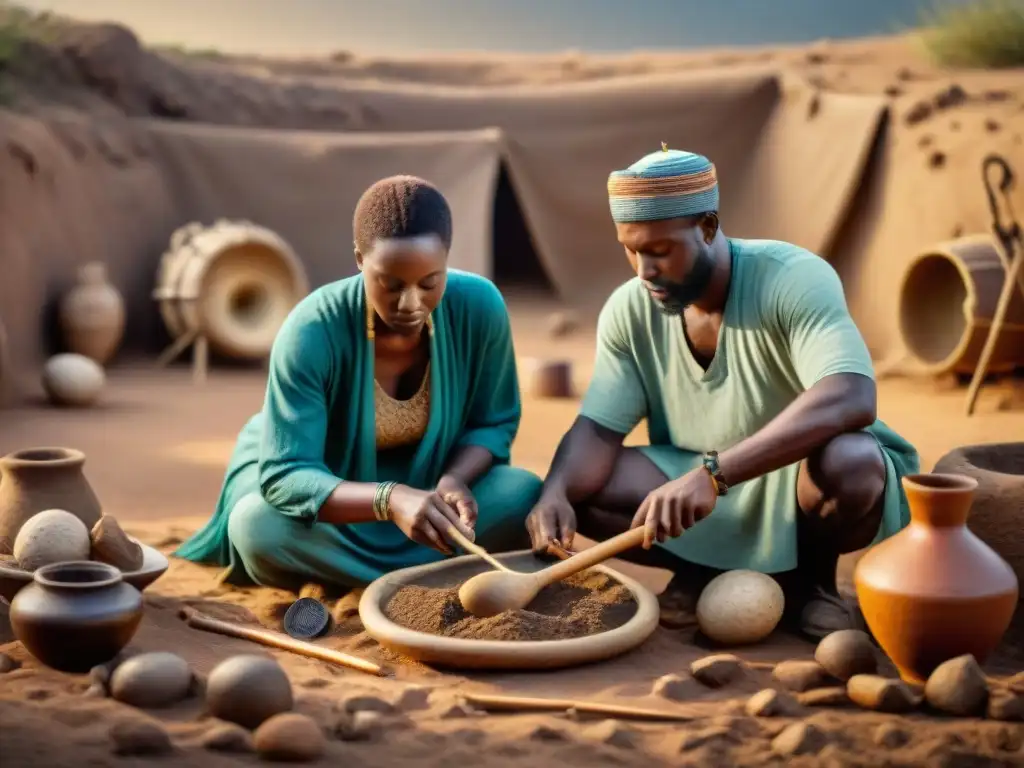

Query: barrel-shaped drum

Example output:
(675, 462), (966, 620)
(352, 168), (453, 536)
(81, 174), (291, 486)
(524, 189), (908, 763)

(898, 235), (1024, 376)
(154, 220), (309, 360)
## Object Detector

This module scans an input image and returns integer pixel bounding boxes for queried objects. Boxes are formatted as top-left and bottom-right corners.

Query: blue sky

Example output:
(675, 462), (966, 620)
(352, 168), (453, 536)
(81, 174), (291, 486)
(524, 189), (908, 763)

(17, 0), (963, 56)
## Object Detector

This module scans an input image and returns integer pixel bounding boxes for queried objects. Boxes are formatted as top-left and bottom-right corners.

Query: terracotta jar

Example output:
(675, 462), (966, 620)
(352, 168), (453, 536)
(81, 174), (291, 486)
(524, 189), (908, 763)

(10, 560), (143, 672)
(59, 262), (125, 365)
(0, 448), (102, 555)
(855, 473), (1019, 683)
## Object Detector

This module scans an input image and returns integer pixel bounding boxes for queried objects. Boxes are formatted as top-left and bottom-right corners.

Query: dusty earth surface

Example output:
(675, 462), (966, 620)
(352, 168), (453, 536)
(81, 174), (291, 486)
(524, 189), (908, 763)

(1, 302), (1022, 767)
(1, 10), (1023, 767)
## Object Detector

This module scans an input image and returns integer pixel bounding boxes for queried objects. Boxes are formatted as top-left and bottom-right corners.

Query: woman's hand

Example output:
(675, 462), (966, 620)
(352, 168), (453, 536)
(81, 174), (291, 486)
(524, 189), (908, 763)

(388, 485), (474, 555)
(434, 475), (478, 531)
(630, 468), (717, 549)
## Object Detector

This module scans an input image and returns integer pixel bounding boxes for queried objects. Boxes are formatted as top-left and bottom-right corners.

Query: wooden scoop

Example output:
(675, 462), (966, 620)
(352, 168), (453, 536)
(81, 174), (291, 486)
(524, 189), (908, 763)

(458, 526), (646, 617)
(445, 525), (515, 574)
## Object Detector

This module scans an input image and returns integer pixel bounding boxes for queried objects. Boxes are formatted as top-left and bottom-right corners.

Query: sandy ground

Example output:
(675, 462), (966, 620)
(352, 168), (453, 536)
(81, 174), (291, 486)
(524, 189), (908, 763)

(1, 11), (1023, 766)
(1, 299), (1023, 767)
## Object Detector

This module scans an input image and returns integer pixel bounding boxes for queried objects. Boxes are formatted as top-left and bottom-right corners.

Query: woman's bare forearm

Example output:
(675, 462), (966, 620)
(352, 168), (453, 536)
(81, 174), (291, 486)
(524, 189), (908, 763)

(440, 445), (494, 487)
(315, 481), (385, 524)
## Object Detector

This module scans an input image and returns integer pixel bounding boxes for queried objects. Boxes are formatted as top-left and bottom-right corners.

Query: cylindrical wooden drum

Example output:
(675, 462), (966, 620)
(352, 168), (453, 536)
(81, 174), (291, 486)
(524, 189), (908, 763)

(898, 235), (1024, 376)
(153, 220), (309, 360)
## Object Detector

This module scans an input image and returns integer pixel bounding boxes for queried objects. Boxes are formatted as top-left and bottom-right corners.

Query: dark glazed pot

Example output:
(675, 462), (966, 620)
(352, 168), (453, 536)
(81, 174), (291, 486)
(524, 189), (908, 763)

(855, 473), (1019, 683)
(10, 561), (143, 673)
(0, 447), (102, 554)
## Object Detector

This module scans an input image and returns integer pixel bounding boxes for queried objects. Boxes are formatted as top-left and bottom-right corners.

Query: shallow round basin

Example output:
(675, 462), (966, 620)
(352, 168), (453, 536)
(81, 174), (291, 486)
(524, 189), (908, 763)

(359, 550), (659, 670)
(0, 540), (168, 603)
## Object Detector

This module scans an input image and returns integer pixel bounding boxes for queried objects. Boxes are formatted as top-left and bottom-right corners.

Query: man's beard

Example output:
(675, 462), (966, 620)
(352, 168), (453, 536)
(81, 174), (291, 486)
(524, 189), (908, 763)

(649, 247), (715, 315)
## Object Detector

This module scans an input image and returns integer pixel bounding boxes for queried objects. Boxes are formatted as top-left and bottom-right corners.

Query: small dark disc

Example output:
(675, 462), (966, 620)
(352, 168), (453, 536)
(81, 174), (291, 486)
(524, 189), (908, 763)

(283, 597), (330, 639)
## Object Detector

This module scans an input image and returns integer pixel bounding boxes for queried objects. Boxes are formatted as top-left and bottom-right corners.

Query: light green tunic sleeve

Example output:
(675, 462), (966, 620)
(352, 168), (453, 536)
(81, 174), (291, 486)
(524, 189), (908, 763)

(771, 255), (876, 387)
(258, 302), (343, 520)
(579, 284), (648, 435)
(455, 279), (520, 463)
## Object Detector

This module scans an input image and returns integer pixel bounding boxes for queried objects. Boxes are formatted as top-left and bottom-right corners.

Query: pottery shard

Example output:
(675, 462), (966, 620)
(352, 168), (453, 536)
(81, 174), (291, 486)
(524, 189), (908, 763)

(253, 713), (326, 763)
(109, 718), (174, 756)
(335, 710), (385, 742)
(201, 723), (254, 753)
(988, 689), (1024, 721)
(344, 694), (395, 714)
(582, 719), (635, 749)
(393, 686), (431, 711)
(90, 516), (144, 571)
(109, 652), (193, 709)
(529, 724), (568, 742)
(770, 722), (828, 757)
(814, 630), (877, 681)
(745, 688), (799, 718)
(925, 655), (989, 716)
(691, 654), (745, 688)
(873, 722), (910, 749)
(847, 675), (918, 713)
(989, 724), (1024, 752)
(652, 673), (689, 700)
(797, 686), (849, 708)
(773, 660), (833, 692)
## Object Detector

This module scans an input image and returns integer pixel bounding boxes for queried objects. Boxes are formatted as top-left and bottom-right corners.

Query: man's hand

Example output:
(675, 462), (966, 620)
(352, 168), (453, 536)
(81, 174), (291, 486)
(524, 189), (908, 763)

(631, 467), (717, 549)
(435, 475), (478, 531)
(526, 491), (577, 553)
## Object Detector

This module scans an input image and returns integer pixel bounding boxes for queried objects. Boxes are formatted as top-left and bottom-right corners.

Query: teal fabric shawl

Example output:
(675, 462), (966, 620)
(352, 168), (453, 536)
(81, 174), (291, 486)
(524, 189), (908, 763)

(176, 269), (521, 568)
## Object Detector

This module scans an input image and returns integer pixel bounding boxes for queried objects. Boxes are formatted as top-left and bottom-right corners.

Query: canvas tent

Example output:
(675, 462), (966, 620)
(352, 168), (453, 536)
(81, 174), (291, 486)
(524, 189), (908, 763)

(0, 65), (886, 368)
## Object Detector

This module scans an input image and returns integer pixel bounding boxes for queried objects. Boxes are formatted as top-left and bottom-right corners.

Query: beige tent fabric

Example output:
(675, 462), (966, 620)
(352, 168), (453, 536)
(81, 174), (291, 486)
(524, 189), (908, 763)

(141, 123), (503, 289)
(0, 65), (886, 373)
(267, 66), (886, 305)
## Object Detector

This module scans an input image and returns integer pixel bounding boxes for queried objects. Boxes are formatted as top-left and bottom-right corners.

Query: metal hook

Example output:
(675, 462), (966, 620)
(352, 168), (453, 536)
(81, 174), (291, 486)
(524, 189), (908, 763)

(982, 154), (1020, 252)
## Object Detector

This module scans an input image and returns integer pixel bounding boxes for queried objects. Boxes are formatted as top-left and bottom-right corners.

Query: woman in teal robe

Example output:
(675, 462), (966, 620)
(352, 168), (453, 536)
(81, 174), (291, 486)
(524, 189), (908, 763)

(176, 176), (543, 590)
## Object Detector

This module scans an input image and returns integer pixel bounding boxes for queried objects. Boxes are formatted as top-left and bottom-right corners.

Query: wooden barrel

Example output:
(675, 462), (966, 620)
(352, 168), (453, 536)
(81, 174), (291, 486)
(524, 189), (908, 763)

(898, 235), (1024, 376)
(153, 220), (309, 360)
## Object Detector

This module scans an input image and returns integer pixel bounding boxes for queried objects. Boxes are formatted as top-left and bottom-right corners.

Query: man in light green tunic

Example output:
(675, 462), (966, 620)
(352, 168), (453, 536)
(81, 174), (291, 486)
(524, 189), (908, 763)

(527, 147), (920, 639)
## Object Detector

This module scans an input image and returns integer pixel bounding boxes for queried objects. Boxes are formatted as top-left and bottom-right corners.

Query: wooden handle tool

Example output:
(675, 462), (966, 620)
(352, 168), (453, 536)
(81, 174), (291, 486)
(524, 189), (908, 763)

(179, 606), (385, 677)
(445, 525), (515, 573)
(463, 692), (693, 722)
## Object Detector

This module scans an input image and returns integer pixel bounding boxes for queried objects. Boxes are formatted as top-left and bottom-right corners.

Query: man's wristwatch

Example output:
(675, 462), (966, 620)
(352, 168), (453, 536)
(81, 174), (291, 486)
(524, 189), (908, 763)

(701, 451), (729, 496)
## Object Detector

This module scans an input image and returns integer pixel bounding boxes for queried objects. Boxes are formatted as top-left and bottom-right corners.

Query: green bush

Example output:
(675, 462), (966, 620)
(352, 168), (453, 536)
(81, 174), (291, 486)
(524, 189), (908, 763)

(919, 0), (1024, 68)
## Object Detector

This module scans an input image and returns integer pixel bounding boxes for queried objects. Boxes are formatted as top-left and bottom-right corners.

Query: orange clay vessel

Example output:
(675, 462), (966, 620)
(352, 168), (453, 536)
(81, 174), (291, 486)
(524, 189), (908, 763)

(855, 473), (1018, 683)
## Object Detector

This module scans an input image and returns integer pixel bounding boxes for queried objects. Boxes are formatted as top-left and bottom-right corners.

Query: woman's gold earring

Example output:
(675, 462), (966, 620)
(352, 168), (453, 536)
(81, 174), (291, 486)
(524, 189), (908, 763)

(366, 299), (375, 341)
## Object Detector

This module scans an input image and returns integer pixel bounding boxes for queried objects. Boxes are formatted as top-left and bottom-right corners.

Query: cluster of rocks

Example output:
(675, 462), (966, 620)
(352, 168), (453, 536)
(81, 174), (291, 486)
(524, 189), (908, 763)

(647, 630), (1022, 759)
(672, 630), (1021, 714)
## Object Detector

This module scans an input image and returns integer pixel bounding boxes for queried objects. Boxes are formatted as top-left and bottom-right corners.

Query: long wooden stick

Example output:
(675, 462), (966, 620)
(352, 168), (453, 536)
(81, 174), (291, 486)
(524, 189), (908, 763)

(463, 693), (693, 722)
(179, 606), (384, 677)
(965, 231), (1024, 415)
(446, 525), (514, 573)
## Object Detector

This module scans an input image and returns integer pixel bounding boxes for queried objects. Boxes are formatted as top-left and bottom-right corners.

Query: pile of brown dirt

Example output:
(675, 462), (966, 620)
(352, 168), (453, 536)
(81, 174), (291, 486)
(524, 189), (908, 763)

(384, 570), (636, 641)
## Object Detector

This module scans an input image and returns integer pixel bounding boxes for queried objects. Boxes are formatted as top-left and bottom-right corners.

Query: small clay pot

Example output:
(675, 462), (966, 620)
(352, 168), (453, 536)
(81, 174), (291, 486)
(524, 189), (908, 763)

(525, 359), (574, 399)
(855, 473), (1018, 683)
(9, 560), (143, 673)
(0, 447), (103, 555)
(59, 262), (125, 365)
